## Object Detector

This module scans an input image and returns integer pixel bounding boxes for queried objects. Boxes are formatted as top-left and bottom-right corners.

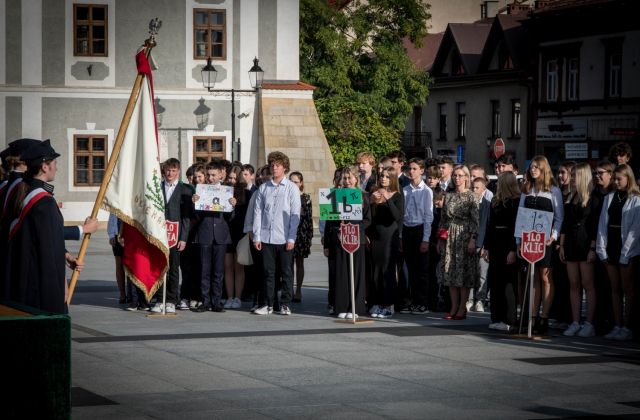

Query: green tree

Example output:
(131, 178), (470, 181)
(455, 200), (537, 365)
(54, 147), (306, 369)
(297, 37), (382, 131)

(300, 0), (431, 166)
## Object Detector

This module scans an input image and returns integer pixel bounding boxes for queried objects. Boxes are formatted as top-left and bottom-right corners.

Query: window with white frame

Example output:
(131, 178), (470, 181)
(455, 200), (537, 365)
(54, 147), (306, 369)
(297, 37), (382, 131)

(491, 100), (501, 138)
(567, 58), (579, 101)
(511, 100), (521, 138)
(609, 53), (622, 97)
(546, 60), (558, 102)
(74, 135), (106, 186)
(456, 102), (466, 140)
(193, 136), (226, 164)
(438, 103), (447, 141)
(74, 4), (108, 56)
(193, 9), (226, 60)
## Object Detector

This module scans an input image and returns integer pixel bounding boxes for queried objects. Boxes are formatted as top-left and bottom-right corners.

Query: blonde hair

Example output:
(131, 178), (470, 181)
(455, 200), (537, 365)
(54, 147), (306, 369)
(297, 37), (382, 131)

(493, 172), (521, 207)
(523, 155), (556, 193)
(452, 164), (471, 189)
(614, 164), (640, 196)
(570, 162), (592, 207)
(341, 165), (361, 189)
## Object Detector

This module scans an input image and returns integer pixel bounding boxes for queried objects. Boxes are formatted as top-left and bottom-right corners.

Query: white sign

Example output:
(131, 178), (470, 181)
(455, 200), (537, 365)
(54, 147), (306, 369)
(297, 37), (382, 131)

(514, 207), (553, 240)
(319, 188), (363, 221)
(565, 143), (588, 159)
(536, 118), (587, 141)
(195, 184), (234, 212)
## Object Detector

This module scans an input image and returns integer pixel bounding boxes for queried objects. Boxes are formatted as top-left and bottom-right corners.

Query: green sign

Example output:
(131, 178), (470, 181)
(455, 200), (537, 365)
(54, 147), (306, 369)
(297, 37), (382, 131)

(319, 188), (363, 221)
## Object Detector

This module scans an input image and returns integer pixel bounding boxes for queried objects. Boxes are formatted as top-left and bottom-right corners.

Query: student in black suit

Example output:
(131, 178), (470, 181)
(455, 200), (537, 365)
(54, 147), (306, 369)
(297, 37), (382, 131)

(150, 158), (192, 314)
(192, 160), (235, 313)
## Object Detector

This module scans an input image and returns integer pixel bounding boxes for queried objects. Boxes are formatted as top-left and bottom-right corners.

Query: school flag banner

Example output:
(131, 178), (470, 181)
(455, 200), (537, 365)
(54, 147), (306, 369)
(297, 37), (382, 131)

(102, 49), (169, 301)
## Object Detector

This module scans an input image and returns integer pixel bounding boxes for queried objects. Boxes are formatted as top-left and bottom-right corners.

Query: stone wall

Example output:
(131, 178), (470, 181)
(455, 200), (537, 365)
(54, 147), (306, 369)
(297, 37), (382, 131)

(260, 95), (336, 226)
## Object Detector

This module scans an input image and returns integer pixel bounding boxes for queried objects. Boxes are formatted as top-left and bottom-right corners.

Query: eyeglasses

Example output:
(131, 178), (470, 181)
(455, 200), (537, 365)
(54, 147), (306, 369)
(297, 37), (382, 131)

(595, 170), (611, 176)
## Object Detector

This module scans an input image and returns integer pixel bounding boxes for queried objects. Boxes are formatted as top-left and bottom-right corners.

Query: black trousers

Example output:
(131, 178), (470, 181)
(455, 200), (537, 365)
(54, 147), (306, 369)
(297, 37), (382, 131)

(261, 243), (293, 307)
(200, 243), (226, 308)
(488, 252), (518, 326)
(156, 247), (180, 304)
(402, 225), (430, 307)
(180, 244), (201, 302)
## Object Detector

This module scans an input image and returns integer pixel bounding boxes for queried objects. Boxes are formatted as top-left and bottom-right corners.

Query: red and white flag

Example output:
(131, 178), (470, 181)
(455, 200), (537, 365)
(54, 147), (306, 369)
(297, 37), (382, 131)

(102, 49), (169, 301)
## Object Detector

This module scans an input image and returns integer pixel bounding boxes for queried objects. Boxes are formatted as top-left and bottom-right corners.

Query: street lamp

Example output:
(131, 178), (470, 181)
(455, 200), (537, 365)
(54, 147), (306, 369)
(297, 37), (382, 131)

(201, 57), (264, 161)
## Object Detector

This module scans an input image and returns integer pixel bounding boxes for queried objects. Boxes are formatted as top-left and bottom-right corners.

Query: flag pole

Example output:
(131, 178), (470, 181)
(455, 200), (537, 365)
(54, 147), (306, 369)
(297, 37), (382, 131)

(67, 23), (160, 305)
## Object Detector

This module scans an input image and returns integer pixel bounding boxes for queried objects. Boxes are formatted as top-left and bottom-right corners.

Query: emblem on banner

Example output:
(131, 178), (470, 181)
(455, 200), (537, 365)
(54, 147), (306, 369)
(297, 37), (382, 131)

(340, 223), (360, 254)
(166, 220), (179, 248)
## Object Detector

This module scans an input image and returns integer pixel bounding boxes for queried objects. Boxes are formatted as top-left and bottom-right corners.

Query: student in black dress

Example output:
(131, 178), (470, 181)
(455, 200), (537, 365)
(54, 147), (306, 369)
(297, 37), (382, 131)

(592, 161), (615, 334)
(559, 163), (600, 337)
(223, 165), (250, 309)
(484, 172), (520, 332)
(596, 164), (640, 341)
(367, 167), (404, 318)
(550, 161), (576, 329)
(322, 168), (344, 314)
(518, 156), (564, 334)
(324, 165), (371, 319)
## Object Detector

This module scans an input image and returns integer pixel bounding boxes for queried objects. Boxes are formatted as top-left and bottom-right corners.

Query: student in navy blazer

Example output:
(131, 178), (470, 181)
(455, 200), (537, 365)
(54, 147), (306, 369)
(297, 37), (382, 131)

(192, 160), (235, 312)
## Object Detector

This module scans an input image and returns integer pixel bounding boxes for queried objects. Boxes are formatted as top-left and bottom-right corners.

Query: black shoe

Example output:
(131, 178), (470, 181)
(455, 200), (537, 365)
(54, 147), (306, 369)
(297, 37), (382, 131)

(126, 302), (138, 311)
(192, 305), (211, 313)
(212, 304), (225, 313)
(532, 316), (541, 334)
(538, 317), (549, 335)
(399, 305), (413, 314)
(411, 305), (428, 314)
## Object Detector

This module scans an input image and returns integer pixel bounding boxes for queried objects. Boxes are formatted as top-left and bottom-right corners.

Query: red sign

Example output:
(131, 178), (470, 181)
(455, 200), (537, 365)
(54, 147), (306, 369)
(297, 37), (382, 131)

(166, 221), (179, 249)
(494, 137), (505, 159)
(521, 230), (546, 264)
(340, 223), (360, 254)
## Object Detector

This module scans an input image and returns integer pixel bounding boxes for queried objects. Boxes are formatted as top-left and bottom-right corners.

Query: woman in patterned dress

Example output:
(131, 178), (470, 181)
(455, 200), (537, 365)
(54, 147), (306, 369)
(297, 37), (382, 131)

(289, 171), (313, 302)
(437, 165), (479, 320)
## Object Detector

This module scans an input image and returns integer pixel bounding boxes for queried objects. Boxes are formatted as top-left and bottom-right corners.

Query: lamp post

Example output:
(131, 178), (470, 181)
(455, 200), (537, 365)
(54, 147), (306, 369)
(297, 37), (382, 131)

(201, 57), (264, 162)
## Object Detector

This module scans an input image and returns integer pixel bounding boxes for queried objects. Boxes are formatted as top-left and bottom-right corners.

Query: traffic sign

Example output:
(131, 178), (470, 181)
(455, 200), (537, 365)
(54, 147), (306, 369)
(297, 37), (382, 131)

(494, 137), (505, 158)
(521, 230), (546, 264)
(340, 223), (360, 254)
(319, 188), (363, 221)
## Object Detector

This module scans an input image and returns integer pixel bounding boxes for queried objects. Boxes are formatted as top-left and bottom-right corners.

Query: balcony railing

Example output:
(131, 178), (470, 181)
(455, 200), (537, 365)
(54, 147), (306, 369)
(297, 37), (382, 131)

(401, 131), (432, 149)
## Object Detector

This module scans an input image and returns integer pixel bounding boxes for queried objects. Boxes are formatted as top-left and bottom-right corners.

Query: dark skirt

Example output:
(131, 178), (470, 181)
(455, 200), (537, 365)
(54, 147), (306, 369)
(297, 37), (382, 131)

(563, 226), (591, 262)
(606, 226), (622, 265)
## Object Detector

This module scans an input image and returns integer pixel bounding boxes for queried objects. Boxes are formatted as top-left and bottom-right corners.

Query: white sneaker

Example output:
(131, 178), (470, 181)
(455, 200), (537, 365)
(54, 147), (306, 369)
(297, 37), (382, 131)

(466, 301), (473, 312)
(345, 312), (359, 319)
(605, 326), (622, 340)
(378, 308), (393, 319)
(370, 307), (382, 318)
(369, 305), (380, 316)
(280, 305), (291, 315)
(223, 299), (234, 309)
(473, 301), (485, 313)
(337, 312), (347, 319)
(577, 322), (595, 338)
(563, 322), (581, 336)
(165, 303), (176, 313)
(250, 304), (259, 313)
(150, 303), (164, 313)
(614, 327), (633, 341)
(177, 299), (189, 310)
(253, 305), (273, 315)
(488, 322), (499, 330)
(189, 300), (199, 309)
(232, 297), (242, 309)
(493, 322), (511, 332)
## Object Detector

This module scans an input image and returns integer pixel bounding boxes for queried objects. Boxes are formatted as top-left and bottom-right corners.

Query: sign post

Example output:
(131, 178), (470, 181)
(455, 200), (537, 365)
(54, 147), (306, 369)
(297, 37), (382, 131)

(340, 223), (360, 324)
(520, 230), (546, 337)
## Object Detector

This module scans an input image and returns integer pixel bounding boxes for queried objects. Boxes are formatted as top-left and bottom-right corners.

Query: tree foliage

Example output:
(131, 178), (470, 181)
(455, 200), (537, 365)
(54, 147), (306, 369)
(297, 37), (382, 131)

(300, 0), (431, 166)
